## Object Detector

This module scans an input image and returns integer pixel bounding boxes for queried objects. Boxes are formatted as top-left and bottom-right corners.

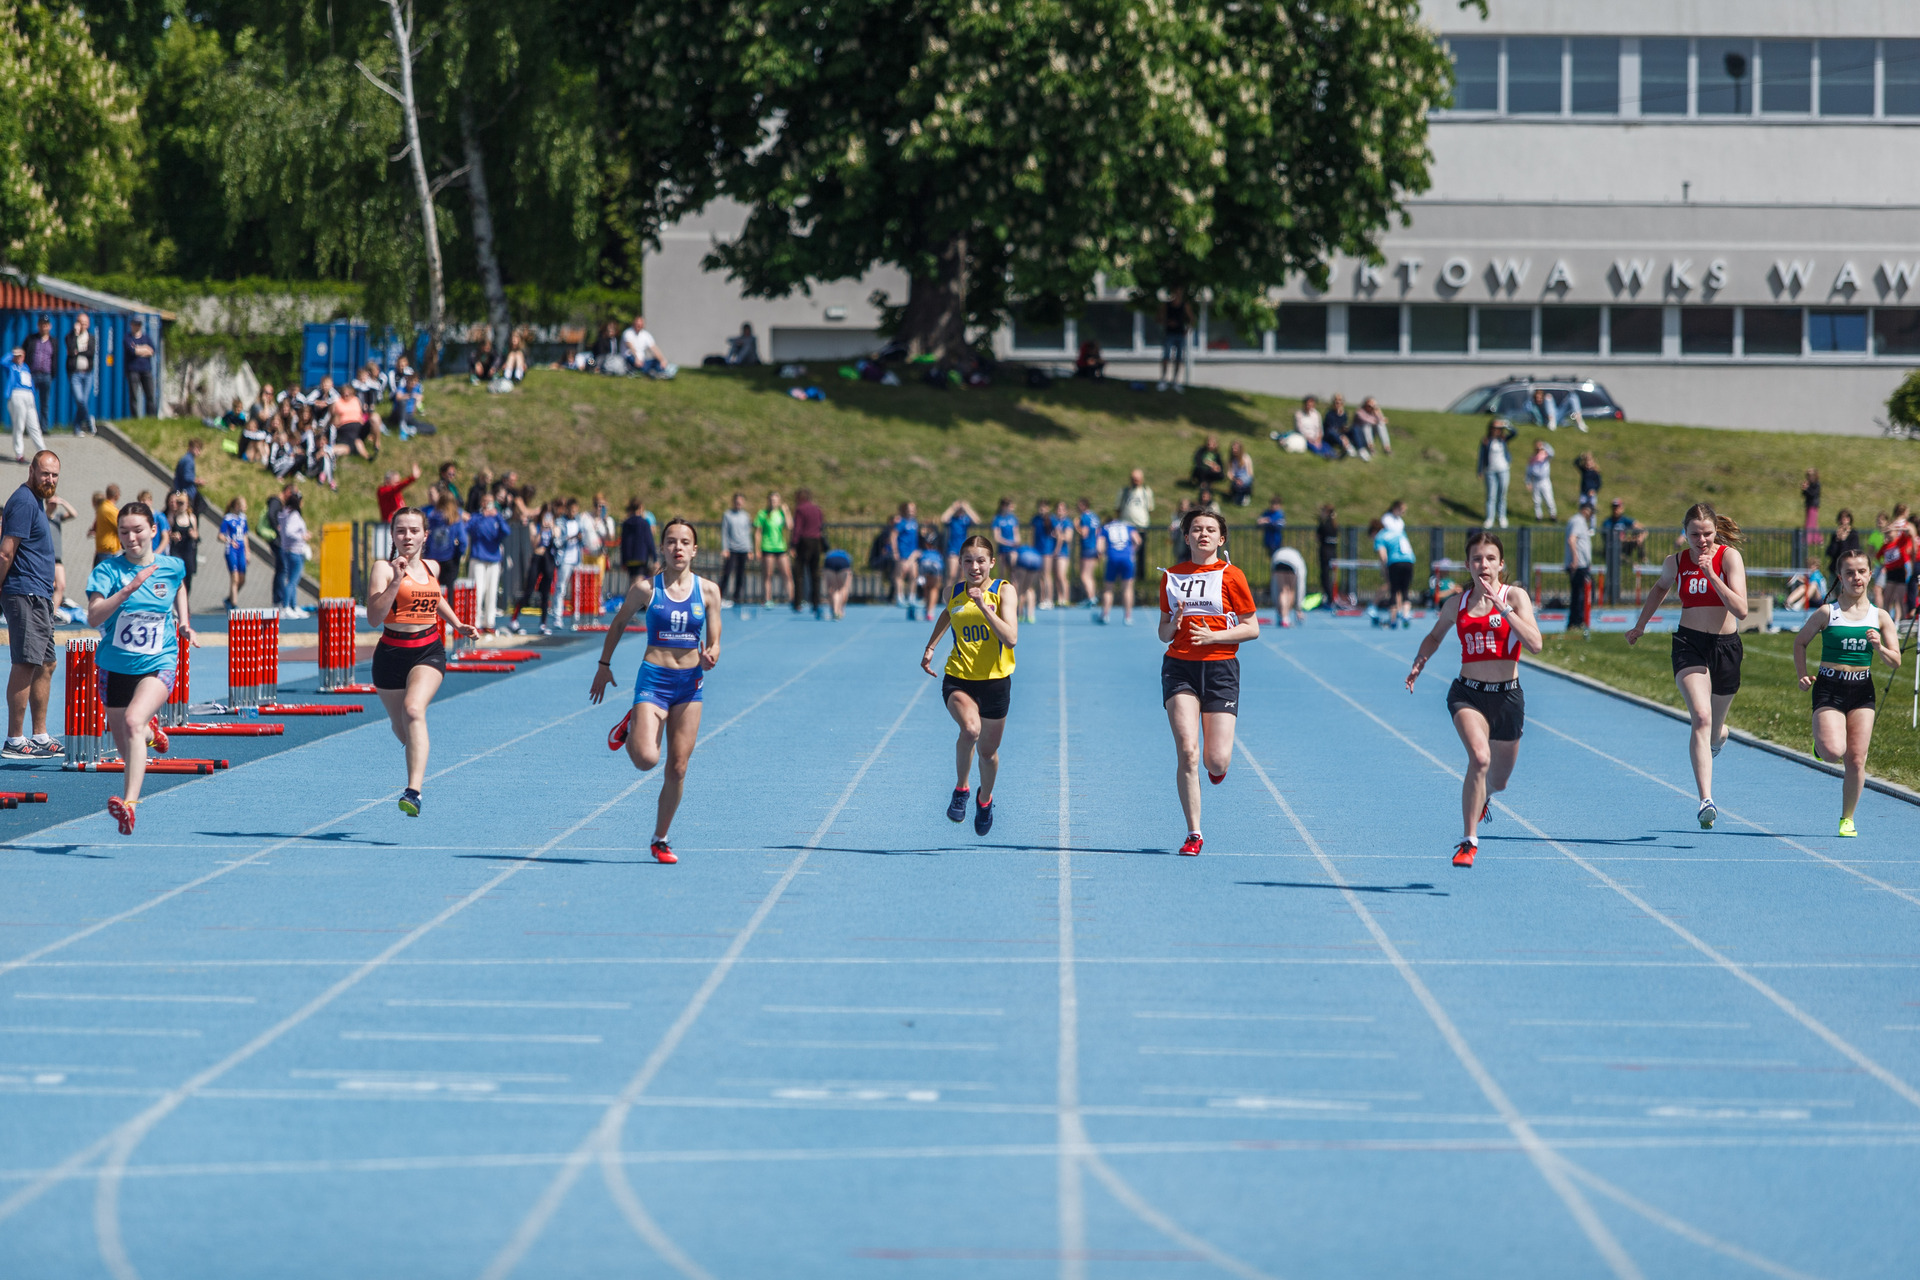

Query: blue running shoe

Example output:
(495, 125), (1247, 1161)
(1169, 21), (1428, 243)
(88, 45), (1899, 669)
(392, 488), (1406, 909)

(946, 786), (969, 823)
(399, 788), (421, 817)
(974, 795), (994, 836)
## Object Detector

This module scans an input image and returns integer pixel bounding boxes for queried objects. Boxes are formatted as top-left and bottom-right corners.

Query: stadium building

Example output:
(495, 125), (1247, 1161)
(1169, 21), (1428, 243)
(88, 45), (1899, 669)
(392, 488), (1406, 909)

(645, 1), (1920, 435)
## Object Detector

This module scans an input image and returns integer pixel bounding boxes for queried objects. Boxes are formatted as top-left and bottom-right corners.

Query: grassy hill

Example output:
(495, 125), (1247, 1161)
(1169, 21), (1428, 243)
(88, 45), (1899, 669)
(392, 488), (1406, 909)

(119, 365), (1916, 532)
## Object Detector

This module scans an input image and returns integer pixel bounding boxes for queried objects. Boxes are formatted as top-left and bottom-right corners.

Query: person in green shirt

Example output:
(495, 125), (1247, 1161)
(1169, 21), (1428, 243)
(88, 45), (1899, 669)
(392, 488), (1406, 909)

(754, 491), (793, 605)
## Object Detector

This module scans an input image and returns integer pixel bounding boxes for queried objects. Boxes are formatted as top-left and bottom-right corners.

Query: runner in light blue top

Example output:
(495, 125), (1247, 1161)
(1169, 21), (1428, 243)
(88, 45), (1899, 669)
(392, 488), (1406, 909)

(85, 500), (195, 835)
(1372, 500), (1418, 629)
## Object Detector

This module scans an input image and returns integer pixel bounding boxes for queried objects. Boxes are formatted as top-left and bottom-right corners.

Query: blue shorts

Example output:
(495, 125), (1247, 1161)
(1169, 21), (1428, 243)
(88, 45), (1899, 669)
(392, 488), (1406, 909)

(225, 549), (246, 573)
(633, 660), (703, 710)
(824, 549), (852, 571)
(1105, 559), (1136, 582)
(1015, 548), (1044, 572)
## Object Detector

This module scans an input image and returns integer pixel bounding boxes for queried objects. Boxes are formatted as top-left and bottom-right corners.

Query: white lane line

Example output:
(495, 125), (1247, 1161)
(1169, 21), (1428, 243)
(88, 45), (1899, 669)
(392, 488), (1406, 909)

(1272, 639), (1920, 1112)
(290, 1069), (571, 1084)
(70, 631), (875, 1280)
(1539, 1056), (1799, 1069)
(12, 994), (256, 1006)
(385, 999), (630, 1011)
(0, 1027), (200, 1039)
(1514, 1020), (1750, 1030)
(480, 679), (927, 1280)
(738, 1039), (994, 1052)
(1235, 735), (1644, 1280)
(338, 1032), (603, 1046)
(1134, 1012), (1374, 1024)
(760, 1005), (1004, 1017)
(1556, 1162), (1824, 1280)
(1138, 1047), (1394, 1060)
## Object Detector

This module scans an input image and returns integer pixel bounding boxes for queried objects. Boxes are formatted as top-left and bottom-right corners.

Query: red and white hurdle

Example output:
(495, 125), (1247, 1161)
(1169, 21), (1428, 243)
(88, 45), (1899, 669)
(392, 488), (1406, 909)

(226, 606), (360, 716)
(569, 564), (609, 631)
(62, 638), (230, 772)
(318, 598), (377, 693)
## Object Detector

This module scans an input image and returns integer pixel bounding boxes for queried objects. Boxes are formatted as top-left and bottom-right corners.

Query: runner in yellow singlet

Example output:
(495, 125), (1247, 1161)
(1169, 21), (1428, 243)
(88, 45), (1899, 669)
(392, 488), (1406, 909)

(920, 534), (1018, 836)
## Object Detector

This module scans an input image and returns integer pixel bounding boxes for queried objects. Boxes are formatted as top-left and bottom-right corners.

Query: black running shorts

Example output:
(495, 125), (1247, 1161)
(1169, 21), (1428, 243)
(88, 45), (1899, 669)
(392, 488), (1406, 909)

(1446, 677), (1525, 741)
(1811, 667), (1875, 715)
(372, 630), (448, 690)
(1671, 626), (1743, 697)
(942, 674), (1011, 720)
(1386, 561), (1415, 597)
(1161, 655), (1241, 715)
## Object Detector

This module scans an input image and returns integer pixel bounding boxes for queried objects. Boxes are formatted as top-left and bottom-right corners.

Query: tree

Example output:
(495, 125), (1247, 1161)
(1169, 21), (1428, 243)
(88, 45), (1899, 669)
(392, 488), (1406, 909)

(0, 2), (141, 276)
(586, 0), (1460, 357)
(1888, 369), (1920, 437)
(360, 0), (449, 372)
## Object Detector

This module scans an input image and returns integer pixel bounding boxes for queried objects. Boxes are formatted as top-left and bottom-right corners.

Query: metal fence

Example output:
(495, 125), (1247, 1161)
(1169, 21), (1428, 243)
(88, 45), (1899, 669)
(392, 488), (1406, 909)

(348, 520), (1824, 613)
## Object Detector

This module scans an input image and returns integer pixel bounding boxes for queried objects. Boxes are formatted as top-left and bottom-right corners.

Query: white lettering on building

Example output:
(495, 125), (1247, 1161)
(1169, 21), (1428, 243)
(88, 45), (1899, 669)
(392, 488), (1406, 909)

(1772, 259), (1815, 294)
(1833, 261), (1862, 293)
(1543, 259), (1573, 291)
(1668, 259), (1695, 292)
(1356, 262), (1383, 291)
(1879, 261), (1918, 296)
(1611, 259), (1655, 293)
(1489, 258), (1530, 291)
(1398, 257), (1423, 286)
(1441, 257), (1472, 288)
(1706, 259), (1728, 291)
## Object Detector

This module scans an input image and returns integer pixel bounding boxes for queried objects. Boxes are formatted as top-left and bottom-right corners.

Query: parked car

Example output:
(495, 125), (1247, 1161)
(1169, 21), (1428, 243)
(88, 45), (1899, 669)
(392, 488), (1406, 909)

(1447, 377), (1626, 422)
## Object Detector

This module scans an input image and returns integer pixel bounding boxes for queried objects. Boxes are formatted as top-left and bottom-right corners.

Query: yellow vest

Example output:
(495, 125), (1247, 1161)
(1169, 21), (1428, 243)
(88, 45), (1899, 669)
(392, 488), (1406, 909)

(944, 579), (1016, 680)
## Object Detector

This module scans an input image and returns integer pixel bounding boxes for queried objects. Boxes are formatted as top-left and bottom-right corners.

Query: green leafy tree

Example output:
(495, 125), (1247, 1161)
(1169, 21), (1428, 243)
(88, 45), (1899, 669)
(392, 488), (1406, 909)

(1889, 369), (1920, 437)
(0, 2), (141, 276)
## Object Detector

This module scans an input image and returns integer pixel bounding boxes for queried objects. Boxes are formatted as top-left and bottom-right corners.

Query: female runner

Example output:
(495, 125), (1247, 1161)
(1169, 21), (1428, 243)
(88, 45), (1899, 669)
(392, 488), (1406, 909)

(823, 544), (854, 620)
(754, 491), (793, 606)
(1075, 498), (1102, 608)
(86, 502), (193, 835)
(1029, 499), (1057, 609)
(367, 508), (480, 816)
(1051, 501), (1075, 607)
(1625, 502), (1748, 829)
(920, 535), (1017, 836)
(1405, 530), (1543, 867)
(938, 498), (981, 587)
(1160, 509), (1259, 856)
(1794, 547), (1900, 836)
(591, 519), (721, 863)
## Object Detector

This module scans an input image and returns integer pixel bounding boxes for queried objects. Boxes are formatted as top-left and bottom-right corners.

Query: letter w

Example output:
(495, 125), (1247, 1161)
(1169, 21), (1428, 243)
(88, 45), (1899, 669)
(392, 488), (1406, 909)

(1612, 259), (1654, 292)
(1490, 258), (1530, 291)
(1882, 261), (1919, 295)
(1773, 260), (1815, 293)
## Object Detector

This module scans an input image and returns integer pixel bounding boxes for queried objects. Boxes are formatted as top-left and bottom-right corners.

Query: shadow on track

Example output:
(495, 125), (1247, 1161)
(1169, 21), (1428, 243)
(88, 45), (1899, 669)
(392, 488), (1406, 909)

(1237, 879), (1449, 896)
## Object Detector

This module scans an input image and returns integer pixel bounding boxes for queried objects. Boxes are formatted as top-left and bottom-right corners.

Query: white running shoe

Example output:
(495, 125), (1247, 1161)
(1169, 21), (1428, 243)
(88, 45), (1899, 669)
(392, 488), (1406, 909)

(1698, 799), (1718, 830)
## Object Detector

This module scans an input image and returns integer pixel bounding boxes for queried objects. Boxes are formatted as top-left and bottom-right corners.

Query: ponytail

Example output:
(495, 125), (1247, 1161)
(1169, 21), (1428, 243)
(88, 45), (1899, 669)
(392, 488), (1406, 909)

(1682, 502), (1741, 547)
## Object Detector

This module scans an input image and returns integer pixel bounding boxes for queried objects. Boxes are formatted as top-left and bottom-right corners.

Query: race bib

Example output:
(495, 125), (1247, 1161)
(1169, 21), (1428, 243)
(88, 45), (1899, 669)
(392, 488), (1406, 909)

(114, 611), (169, 657)
(1165, 568), (1227, 616)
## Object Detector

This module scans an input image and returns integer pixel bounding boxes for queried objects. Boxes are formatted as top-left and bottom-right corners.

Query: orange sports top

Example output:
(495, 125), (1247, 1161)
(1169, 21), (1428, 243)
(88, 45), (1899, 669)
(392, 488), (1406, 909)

(1160, 560), (1258, 661)
(387, 566), (443, 632)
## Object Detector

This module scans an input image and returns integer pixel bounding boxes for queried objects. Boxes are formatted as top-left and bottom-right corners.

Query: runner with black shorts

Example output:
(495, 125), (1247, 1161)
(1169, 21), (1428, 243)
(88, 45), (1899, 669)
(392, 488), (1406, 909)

(1626, 502), (1749, 829)
(1405, 529), (1542, 867)
(921, 535), (1017, 836)
(1794, 547), (1900, 837)
(1878, 504), (1915, 625)
(368, 507), (479, 816)
(1159, 509), (1259, 856)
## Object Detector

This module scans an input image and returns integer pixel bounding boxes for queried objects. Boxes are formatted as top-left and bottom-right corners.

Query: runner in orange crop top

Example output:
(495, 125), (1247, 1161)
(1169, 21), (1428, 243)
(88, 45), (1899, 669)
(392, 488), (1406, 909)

(367, 506), (479, 817)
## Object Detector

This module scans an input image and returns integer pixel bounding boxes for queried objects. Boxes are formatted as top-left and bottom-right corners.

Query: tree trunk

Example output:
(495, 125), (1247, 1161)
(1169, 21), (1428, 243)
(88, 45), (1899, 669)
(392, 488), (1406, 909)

(385, 0), (447, 376)
(459, 94), (512, 354)
(897, 233), (968, 360)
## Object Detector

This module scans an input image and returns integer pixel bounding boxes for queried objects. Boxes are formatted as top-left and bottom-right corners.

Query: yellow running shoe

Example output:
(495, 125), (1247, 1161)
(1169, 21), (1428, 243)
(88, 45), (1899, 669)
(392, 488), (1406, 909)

(1838, 816), (1858, 838)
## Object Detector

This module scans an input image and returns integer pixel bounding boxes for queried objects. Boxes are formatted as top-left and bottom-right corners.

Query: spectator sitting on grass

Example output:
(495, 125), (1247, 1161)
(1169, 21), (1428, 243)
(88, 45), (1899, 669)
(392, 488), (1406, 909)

(244, 388), (275, 463)
(621, 316), (677, 379)
(268, 426), (296, 479)
(725, 323), (761, 366)
(1287, 395), (1337, 459)
(393, 374), (425, 439)
(1355, 397), (1392, 456)
(502, 332), (529, 383)
(1227, 441), (1254, 506)
(1074, 339), (1105, 380)
(219, 397), (247, 432)
(1328, 394), (1366, 461)
(1190, 435), (1225, 488)
(469, 338), (498, 383)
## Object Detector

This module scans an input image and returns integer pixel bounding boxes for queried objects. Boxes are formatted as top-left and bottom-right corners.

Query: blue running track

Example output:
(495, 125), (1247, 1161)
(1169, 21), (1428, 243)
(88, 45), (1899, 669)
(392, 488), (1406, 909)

(2, 607), (1918, 1278)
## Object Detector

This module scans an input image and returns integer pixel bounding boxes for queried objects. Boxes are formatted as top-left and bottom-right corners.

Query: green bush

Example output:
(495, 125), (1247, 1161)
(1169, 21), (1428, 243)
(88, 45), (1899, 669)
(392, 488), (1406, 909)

(1889, 368), (1920, 433)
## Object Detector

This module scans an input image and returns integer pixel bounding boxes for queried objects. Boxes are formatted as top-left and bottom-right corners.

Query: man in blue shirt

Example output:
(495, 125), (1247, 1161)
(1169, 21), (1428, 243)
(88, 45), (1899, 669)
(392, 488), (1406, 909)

(0, 451), (63, 756)
(172, 438), (202, 508)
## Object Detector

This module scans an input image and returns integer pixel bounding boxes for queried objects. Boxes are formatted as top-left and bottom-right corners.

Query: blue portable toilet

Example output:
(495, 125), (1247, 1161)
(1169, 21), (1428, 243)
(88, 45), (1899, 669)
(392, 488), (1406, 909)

(302, 321), (369, 390)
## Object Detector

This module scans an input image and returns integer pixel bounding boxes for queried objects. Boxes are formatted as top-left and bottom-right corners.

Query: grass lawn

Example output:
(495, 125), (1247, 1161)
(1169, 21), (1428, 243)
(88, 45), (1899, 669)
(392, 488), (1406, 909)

(118, 365), (1920, 532)
(1533, 630), (1920, 792)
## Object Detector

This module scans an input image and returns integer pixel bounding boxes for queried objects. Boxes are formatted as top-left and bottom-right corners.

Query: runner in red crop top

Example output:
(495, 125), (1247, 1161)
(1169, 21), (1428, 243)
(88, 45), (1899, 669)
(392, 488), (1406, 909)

(1407, 529), (1542, 868)
(1624, 503), (1749, 830)
(1877, 507), (1915, 624)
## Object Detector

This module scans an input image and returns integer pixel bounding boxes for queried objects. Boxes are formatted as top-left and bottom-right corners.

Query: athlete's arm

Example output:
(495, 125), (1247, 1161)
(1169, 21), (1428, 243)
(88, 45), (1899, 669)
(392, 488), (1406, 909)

(1406, 594), (1460, 692)
(1876, 608), (1901, 669)
(85, 565), (156, 629)
(433, 592), (479, 641)
(920, 610), (951, 676)
(699, 577), (721, 670)
(589, 579), (652, 701)
(978, 581), (1018, 648)
(1624, 556), (1677, 645)
(1497, 586), (1543, 653)
(1703, 546), (1749, 619)
(1792, 607), (1826, 689)
(365, 560), (403, 627)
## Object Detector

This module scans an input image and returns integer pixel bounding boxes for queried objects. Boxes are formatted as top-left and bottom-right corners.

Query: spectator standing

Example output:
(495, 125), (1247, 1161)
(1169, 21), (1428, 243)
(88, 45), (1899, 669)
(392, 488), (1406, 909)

(1158, 289), (1190, 390)
(1525, 439), (1557, 519)
(1825, 508), (1859, 582)
(1476, 418), (1513, 529)
(1315, 503), (1339, 606)
(45, 491), (77, 618)
(618, 495), (659, 587)
(0, 451), (63, 758)
(1257, 495), (1287, 563)
(219, 497), (248, 609)
(6, 346), (44, 461)
(93, 484), (121, 566)
(1354, 397), (1392, 456)
(64, 314), (98, 435)
(277, 491), (310, 617)
(792, 487), (826, 619)
(125, 320), (157, 419)
(1373, 500), (1417, 628)
(22, 317), (56, 429)
(1189, 435), (1225, 487)
(466, 495), (508, 629)
(1567, 497), (1595, 631)
(1226, 441), (1254, 506)
(264, 480), (295, 607)
(1117, 469), (1155, 529)
(378, 464), (421, 521)
(1601, 497), (1646, 564)
(725, 324), (760, 366)
(426, 495), (468, 589)
(754, 491), (793, 605)
(1575, 451), (1601, 510)
(1074, 339), (1105, 379)
(165, 490), (198, 599)
(1801, 469), (1821, 536)
(172, 438), (203, 507)
(717, 493), (750, 605)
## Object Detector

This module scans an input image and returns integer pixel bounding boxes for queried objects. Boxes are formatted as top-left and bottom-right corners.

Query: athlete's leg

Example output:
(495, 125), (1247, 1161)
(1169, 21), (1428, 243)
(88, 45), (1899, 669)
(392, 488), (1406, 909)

(1100, 583), (1112, 622)
(383, 663), (444, 792)
(1054, 554), (1071, 604)
(1199, 711), (1235, 781)
(778, 553), (795, 603)
(1080, 558), (1096, 606)
(1708, 691), (1735, 755)
(652, 702), (703, 841)
(110, 677), (173, 806)
(1123, 573), (1136, 622)
(947, 690), (982, 789)
(1811, 705), (1846, 764)
(1842, 706), (1876, 820)
(1486, 737), (1520, 802)
(975, 716), (1007, 802)
(1674, 667), (1716, 801)
(1166, 693), (1204, 834)
(624, 701), (670, 772)
(1452, 707), (1493, 842)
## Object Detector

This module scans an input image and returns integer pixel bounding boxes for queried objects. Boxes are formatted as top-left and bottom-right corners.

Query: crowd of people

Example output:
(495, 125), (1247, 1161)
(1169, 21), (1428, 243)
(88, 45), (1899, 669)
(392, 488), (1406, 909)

(217, 359), (429, 490)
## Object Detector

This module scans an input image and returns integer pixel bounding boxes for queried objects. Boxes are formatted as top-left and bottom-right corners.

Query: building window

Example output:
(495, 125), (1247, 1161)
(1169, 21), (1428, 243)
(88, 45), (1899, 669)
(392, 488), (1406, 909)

(1012, 307), (1066, 351)
(1759, 41), (1811, 113)
(1681, 308), (1734, 356)
(1640, 38), (1691, 115)
(1570, 38), (1619, 114)
(1808, 308), (1868, 353)
(1743, 307), (1802, 355)
(1507, 37), (1563, 114)
(1876, 309), (1920, 355)
(1477, 307), (1532, 352)
(1448, 38), (1498, 111)
(1348, 305), (1401, 353)
(1274, 305), (1327, 353)
(1608, 307), (1663, 355)
(1078, 302), (1136, 353)
(1410, 305), (1468, 354)
(1541, 307), (1600, 354)
(1819, 40), (1875, 116)
(1204, 312), (1260, 351)
(1888, 40), (1920, 116)
(1698, 39), (1754, 115)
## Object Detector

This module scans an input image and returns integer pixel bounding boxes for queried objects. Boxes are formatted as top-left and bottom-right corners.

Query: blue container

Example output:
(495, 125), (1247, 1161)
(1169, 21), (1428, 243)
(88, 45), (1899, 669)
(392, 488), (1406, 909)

(302, 322), (368, 391)
(0, 308), (162, 431)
